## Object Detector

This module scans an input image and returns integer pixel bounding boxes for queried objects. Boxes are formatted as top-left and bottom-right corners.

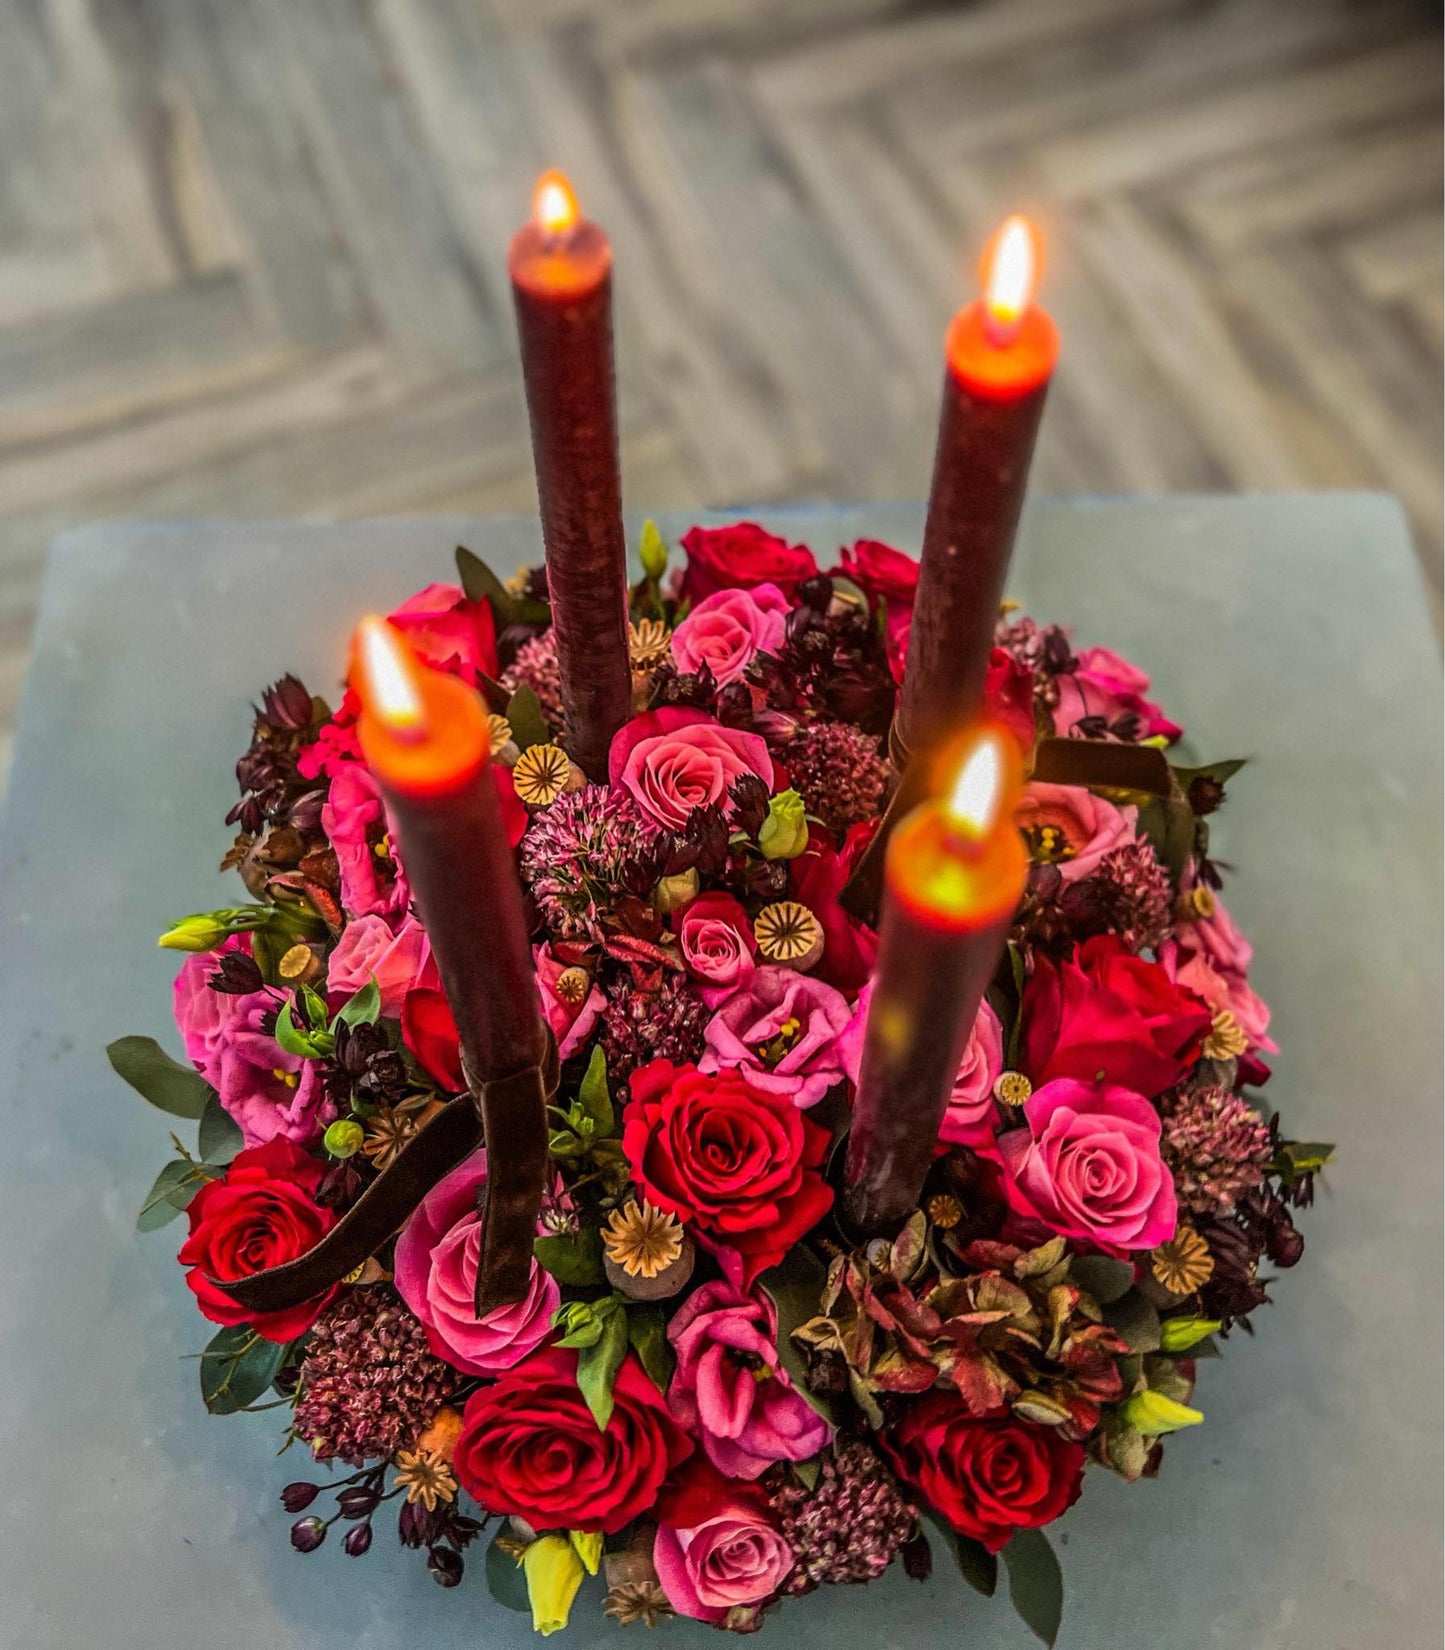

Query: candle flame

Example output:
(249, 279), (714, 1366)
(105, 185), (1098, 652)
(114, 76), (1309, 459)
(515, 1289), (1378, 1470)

(940, 726), (1019, 839)
(354, 616), (427, 735)
(533, 170), (581, 238)
(982, 216), (1040, 340)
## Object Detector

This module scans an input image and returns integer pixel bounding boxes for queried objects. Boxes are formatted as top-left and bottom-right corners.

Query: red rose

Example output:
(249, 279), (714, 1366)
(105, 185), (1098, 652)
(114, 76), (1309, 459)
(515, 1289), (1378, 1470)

(1021, 934), (1212, 1098)
(402, 986), (464, 1092)
(883, 1396), (1084, 1553)
(453, 1347), (692, 1534)
(177, 1138), (336, 1343)
(789, 822), (879, 992)
(387, 582), (498, 682)
(680, 523), (818, 604)
(984, 647), (1037, 750)
(832, 539), (917, 685)
(622, 1061), (833, 1285)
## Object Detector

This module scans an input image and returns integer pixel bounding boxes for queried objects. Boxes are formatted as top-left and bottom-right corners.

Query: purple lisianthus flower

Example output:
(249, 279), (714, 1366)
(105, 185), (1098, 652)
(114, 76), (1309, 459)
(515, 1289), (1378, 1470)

(699, 965), (852, 1108)
(667, 1280), (829, 1479)
(216, 992), (335, 1147)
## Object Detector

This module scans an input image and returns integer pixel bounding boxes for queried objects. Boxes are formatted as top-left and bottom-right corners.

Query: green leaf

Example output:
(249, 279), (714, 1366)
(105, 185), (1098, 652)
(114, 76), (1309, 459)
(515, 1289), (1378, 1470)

(273, 998), (330, 1059)
(1104, 1290), (1162, 1354)
(198, 1326), (290, 1415)
(332, 976), (381, 1031)
(1002, 1528), (1064, 1647)
(792, 1456), (821, 1493)
(576, 1308), (629, 1430)
(1158, 1315), (1222, 1354)
(1122, 1389), (1203, 1435)
(533, 1229), (603, 1287)
(506, 685), (552, 752)
(484, 1530), (532, 1613)
(137, 1158), (211, 1231)
(1068, 1255), (1135, 1306)
(197, 1092), (244, 1165)
(1135, 793), (1196, 887)
(931, 1519), (996, 1596)
(627, 1305), (674, 1394)
(107, 1036), (212, 1120)
(1172, 758), (1247, 794)
(457, 546), (549, 627)
(576, 1046), (614, 1136)
(758, 1248), (841, 1430)
(637, 518), (669, 581)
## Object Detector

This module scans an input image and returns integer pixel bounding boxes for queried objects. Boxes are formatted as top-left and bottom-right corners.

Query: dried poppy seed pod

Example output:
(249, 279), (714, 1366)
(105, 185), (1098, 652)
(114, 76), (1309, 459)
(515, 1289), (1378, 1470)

(754, 901), (825, 972)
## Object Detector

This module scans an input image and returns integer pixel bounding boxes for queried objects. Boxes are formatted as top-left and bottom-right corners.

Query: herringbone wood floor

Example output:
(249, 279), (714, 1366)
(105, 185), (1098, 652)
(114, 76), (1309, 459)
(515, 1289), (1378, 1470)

(1, 0), (1440, 776)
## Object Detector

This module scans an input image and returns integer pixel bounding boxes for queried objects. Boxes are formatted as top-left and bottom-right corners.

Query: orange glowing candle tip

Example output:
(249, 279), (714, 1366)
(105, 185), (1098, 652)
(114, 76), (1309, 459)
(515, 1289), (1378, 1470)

(533, 169), (581, 242)
(350, 617), (489, 797)
(942, 214), (1059, 401)
(354, 616), (427, 740)
(982, 215), (1040, 346)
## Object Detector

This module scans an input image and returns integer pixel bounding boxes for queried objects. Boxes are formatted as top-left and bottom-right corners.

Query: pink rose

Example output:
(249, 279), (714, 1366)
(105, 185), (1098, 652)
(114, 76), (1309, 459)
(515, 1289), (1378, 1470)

(173, 937), (249, 1086)
(326, 914), (430, 1018)
(216, 993), (335, 1147)
(678, 893), (756, 1008)
(1054, 646), (1182, 743)
(1016, 783), (1137, 884)
(533, 944), (605, 1060)
(999, 1078), (1178, 1255)
(700, 966), (852, 1108)
(387, 582), (498, 681)
(609, 708), (774, 833)
(323, 764), (409, 919)
(654, 1469), (794, 1625)
(667, 1280), (829, 1479)
(680, 522), (818, 604)
(671, 583), (789, 687)
(841, 985), (1004, 1154)
(394, 1153), (559, 1376)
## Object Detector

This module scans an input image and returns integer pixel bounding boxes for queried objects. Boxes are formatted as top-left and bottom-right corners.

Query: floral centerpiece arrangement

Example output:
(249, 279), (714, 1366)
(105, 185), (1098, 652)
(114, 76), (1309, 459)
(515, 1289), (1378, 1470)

(111, 520), (1332, 1643)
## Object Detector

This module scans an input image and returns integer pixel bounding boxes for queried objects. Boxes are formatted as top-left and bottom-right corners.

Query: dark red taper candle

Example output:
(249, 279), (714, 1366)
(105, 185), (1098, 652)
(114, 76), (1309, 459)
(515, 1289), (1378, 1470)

(509, 171), (633, 781)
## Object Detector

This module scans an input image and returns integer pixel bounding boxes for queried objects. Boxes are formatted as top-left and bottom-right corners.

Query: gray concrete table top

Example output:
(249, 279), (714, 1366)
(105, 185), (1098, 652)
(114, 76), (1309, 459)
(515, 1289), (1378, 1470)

(0, 498), (1439, 1650)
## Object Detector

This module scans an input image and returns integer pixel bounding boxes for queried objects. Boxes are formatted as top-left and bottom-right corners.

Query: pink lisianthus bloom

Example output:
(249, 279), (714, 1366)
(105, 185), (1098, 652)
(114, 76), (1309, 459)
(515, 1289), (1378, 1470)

(670, 583), (789, 688)
(667, 1280), (830, 1479)
(840, 984), (1005, 1154)
(832, 539), (917, 685)
(677, 892), (757, 1008)
(387, 582), (498, 682)
(654, 1459), (794, 1626)
(216, 993), (335, 1147)
(322, 763), (409, 920)
(173, 936), (250, 1086)
(1016, 783), (1137, 884)
(326, 914), (430, 1018)
(1053, 646), (1182, 743)
(700, 965), (853, 1108)
(609, 707), (774, 833)
(394, 1153), (559, 1376)
(999, 1078), (1178, 1256)
(533, 944), (605, 1059)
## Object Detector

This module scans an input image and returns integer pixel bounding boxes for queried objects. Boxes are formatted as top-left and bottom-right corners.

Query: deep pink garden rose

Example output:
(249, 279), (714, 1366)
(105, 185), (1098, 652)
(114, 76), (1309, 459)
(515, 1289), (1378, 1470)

(1016, 783), (1137, 884)
(173, 936), (249, 1087)
(1054, 645), (1181, 743)
(789, 823), (879, 992)
(323, 763), (409, 919)
(680, 523), (817, 604)
(216, 992), (335, 1147)
(1021, 935), (1212, 1098)
(999, 1078), (1178, 1254)
(654, 1458), (794, 1625)
(394, 1153), (559, 1376)
(534, 944), (605, 1060)
(667, 1280), (829, 1479)
(671, 583), (789, 687)
(700, 965), (852, 1108)
(609, 707), (774, 832)
(678, 892), (756, 1008)
(326, 914), (430, 1018)
(387, 582), (498, 681)
(985, 648), (1038, 750)
(840, 985), (1004, 1153)
(833, 539), (917, 684)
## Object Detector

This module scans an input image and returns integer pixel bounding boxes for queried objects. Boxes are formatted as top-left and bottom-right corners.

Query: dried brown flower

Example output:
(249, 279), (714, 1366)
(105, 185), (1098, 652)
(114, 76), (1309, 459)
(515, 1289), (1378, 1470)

(1151, 1227), (1215, 1295)
(363, 1096), (445, 1172)
(603, 1580), (674, 1628)
(487, 713), (515, 758)
(629, 618), (672, 672)
(603, 1201), (685, 1280)
(513, 743), (571, 807)
(394, 1448), (457, 1511)
(926, 1193), (963, 1230)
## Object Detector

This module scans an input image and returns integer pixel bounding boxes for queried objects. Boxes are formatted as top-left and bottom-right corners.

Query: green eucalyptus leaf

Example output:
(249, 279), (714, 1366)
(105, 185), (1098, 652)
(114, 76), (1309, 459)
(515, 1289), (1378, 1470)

(930, 1519), (997, 1597)
(506, 685), (552, 752)
(198, 1326), (290, 1416)
(577, 1046), (614, 1136)
(137, 1159), (211, 1231)
(1172, 758), (1246, 794)
(792, 1456), (821, 1493)
(1068, 1255), (1135, 1306)
(333, 976), (381, 1031)
(627, 1305), (674, 1394)
(576, 1309), (629, 1430)
(198, 1092), (244, 1165)
(484, 1529), (532, 1613)
(1002, 1527), (1064, 1647)
(456, 545), (515, 619)
(107, 1036), (212, 1120)
(1104, 1289), (1162, 1354)
(533, 1230), (603, 1287)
